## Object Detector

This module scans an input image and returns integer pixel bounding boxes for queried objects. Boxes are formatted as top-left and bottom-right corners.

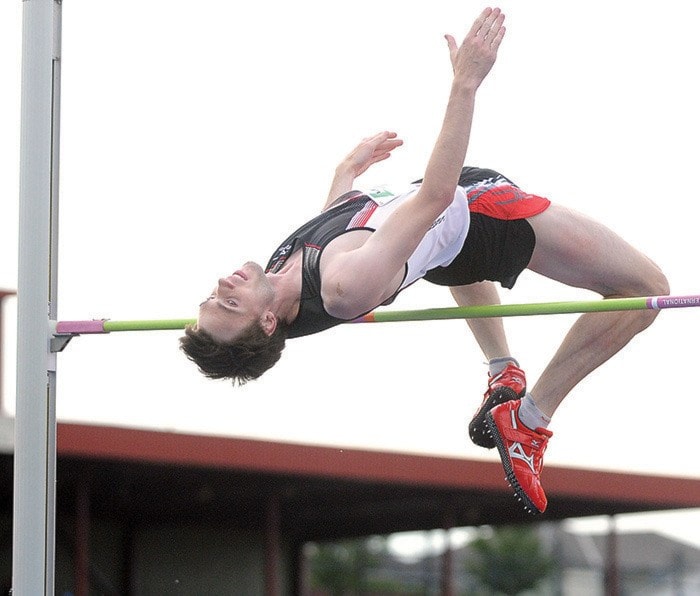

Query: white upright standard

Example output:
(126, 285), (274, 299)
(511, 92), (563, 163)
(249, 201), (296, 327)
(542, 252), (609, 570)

(14, 0), (62, 593)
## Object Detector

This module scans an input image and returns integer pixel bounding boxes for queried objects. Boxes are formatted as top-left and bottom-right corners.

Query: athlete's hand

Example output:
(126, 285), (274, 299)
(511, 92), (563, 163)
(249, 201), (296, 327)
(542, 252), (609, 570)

(324, 131), (404, 210)
(340, 131), (403, 178)
(445, 7), (506, 89)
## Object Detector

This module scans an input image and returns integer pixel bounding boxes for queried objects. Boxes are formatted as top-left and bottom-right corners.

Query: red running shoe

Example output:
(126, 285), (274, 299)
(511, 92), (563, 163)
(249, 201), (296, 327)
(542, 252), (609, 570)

(486, 399), (553, 514)
(469, 363), (526, 449)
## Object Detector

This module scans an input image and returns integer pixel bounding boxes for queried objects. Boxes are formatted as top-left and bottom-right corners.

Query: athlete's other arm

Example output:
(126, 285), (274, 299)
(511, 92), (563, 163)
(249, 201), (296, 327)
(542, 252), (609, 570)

(323, 131), (404, 211)
(322, 8), (506, 318)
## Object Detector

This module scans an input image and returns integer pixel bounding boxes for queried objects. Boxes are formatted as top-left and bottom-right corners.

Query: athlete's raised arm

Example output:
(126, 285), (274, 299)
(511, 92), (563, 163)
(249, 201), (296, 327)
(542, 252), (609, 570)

(417, 6), (505, 212)
(321, 8), (506, 319)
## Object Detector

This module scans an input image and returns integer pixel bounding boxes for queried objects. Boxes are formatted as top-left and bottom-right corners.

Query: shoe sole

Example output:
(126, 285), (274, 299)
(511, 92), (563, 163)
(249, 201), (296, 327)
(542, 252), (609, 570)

(468, 387), (521, 449)
(485, 410), (541, 515)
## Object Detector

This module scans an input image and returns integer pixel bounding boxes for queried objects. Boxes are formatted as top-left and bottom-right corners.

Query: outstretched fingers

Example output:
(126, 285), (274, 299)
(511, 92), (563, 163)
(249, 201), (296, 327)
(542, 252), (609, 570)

(364, 131), (403, 160)
(471, 7), (506, 47)
(347, 131), (404, 177)
(446, 7), (506, 85)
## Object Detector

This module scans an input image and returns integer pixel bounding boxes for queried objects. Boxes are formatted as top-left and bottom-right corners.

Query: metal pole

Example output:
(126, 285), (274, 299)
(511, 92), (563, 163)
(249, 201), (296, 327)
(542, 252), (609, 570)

(75, 477), (91, 596)
(604, 515), (619, 596)
(264, 494), (281, 596)
(440, 509), (455, 596)
(14, 0), (62, 593)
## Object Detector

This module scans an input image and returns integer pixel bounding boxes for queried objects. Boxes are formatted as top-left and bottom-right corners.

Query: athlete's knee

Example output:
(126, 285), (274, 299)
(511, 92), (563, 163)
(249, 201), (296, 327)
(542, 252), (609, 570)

(631, 261), (669, 298)
(648, 266), (670, 297)
(602, 256), (669, 299)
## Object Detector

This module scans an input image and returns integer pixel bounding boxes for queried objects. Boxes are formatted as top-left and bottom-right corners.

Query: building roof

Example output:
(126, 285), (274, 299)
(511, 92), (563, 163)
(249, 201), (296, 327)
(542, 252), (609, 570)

(26, 421), (698, 542)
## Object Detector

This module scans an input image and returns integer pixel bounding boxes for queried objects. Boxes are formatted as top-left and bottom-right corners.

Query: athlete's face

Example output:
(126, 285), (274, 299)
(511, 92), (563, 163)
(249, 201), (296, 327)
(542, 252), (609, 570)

(197, 261), (276, 343)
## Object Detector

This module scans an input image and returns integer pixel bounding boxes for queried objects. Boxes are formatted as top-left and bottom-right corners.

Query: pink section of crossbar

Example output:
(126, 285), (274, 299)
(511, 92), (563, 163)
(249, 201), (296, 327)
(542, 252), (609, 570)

(646, 295), (700, 310)
(55, 320), (107, 334)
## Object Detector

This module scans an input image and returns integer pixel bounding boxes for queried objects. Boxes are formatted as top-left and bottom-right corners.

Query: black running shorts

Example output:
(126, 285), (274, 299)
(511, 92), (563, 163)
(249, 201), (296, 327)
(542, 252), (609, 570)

(423, 213), (536, 289)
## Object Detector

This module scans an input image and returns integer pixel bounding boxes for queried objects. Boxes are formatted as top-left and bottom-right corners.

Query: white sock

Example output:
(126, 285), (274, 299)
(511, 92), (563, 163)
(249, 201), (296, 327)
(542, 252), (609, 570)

(518, 393), (551, 430)
(488, 356), (519, 376)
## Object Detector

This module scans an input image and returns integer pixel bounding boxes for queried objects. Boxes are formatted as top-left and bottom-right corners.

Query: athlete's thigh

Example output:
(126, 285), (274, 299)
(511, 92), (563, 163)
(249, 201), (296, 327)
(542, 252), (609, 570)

(525, 204), (663, 296)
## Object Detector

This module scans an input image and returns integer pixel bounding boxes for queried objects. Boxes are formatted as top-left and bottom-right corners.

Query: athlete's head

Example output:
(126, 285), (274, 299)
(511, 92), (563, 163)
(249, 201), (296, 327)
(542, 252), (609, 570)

(179, 262), (288, 384)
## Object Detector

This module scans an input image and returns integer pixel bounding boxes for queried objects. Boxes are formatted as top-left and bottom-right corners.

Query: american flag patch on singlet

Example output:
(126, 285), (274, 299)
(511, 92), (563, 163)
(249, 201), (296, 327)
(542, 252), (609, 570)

(348, 199), (378, 228)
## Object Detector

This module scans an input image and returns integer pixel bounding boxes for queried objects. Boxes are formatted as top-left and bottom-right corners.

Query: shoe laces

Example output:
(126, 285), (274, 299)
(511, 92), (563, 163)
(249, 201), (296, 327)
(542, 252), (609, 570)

(486, 363), (525, 392)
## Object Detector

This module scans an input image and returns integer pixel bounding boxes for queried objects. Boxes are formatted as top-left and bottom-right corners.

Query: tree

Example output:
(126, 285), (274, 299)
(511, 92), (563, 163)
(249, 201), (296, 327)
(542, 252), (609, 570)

(466, 525), (553, 595)
(308, 538), (380, 595)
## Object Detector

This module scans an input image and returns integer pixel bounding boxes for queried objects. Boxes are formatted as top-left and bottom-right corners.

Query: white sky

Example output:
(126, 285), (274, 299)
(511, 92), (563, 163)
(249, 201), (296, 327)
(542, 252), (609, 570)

(1, 0), (699, 551)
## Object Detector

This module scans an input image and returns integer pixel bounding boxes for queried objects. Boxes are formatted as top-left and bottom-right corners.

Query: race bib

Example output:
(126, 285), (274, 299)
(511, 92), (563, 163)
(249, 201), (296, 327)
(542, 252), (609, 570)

(366, 186), (400, 206)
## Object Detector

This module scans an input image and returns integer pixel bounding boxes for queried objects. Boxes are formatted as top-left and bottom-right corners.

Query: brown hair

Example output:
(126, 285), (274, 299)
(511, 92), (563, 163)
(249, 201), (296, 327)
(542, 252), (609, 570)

(179, 321), (288, 385)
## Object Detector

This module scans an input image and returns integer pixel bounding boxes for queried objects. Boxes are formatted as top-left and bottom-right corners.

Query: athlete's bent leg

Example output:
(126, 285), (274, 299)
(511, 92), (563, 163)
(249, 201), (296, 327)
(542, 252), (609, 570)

(525, 204), (669, 417)
(488, 204), (668, 513)
(450, 282), (527, 448)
